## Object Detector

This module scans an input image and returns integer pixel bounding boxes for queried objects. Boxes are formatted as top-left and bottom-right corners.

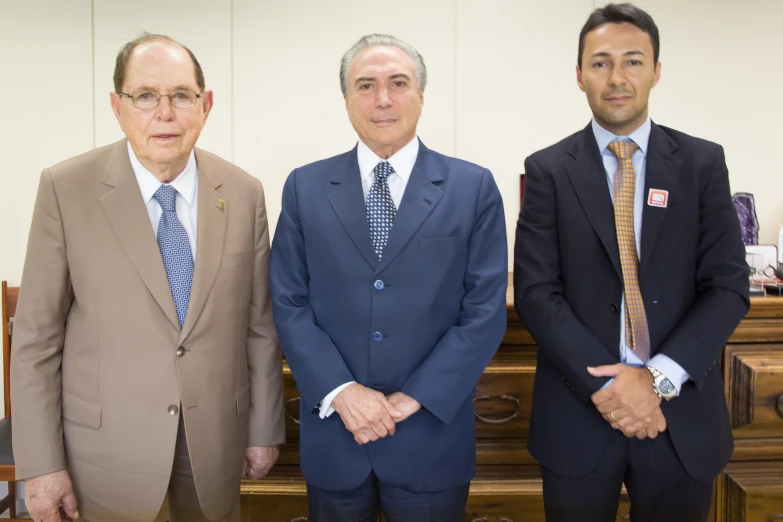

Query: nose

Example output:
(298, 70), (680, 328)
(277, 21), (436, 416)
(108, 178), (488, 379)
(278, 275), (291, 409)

(156, 95), (175, 120)
(608, 65), (626, 88)
(375, 86), (392, 109)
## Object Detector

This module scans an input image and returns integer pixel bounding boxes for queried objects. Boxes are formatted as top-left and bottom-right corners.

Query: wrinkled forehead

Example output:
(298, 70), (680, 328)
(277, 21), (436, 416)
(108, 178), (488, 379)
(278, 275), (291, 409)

(349, 45), (417, 82)
(123, 41), (199, 91)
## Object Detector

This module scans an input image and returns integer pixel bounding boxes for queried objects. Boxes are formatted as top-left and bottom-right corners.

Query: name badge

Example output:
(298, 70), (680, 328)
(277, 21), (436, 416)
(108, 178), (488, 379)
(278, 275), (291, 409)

(647, 189), (669, 208)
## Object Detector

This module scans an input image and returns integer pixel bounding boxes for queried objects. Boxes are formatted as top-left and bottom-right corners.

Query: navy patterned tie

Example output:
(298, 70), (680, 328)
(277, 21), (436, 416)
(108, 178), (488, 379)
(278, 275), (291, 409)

(153, 185), (193, 328)
(367, 161), (397, 261)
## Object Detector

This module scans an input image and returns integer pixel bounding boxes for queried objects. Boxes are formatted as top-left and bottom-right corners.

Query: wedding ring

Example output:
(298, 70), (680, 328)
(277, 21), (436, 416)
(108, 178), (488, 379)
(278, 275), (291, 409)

(610, 411), (617, 422)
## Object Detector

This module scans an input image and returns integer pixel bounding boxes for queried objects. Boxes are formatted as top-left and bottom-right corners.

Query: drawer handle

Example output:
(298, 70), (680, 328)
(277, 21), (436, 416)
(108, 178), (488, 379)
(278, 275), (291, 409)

(286, 397), (301, 425)
(770, 515), (783, 521)
(470, 518), (489, 522)
(777, 394), (783, 419)
(621, 515), (630, 520)
(499, 518), (515, 522)
(473, 395), (520, 425)
(290, 517), (307, 522)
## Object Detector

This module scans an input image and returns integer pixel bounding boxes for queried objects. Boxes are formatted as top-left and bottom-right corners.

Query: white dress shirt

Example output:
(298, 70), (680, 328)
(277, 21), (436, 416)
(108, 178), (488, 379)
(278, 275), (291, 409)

(591, 118), (690, 395)
(318, 136), (420, 419)
(128, 142), (199, 258)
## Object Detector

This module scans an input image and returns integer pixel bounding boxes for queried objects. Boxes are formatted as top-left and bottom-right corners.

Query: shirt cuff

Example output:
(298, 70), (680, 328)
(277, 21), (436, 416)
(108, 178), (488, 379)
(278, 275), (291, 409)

(318, 381), (355, 419)
(600, 377), (615, 390)
(647, 355), (691, 396)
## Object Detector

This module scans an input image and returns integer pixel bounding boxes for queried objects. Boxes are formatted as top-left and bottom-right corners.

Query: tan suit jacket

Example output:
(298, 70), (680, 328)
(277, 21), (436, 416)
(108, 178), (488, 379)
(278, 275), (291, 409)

(11, 140), (285, 521)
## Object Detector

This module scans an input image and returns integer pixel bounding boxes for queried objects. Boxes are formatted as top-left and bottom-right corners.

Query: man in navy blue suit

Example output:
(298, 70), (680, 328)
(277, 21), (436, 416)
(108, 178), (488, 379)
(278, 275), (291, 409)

(514, 4), (749, 522)
(270, 34), (508, 522)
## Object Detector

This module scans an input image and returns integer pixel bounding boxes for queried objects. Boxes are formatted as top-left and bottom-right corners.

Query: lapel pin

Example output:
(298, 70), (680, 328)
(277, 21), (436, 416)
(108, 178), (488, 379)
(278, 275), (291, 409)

(647, 189), (669, 208)
(218, 197), (225, 212)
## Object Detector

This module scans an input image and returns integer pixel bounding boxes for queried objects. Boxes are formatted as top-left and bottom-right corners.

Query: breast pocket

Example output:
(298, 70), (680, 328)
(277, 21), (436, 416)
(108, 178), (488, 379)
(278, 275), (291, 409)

(419, 236), (459, 253)
(221, 249), (253, 270)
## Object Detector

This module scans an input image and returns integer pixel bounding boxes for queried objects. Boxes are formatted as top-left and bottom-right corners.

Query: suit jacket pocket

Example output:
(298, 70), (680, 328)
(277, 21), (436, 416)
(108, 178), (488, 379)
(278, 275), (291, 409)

(221, 249), (253, 270)
(62, 392), (102, 430)
(236, 386), (250, 416)
(419, 236), (459, 253)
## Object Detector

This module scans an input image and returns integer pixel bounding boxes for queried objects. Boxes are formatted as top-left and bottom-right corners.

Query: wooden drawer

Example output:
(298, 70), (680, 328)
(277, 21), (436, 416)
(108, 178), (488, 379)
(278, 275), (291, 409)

(464, 467), (631, 522)
(283, 362), (301, 441)
(725, 345), (783, 460)
(719, 462), (783, 522)
(241, 474), (309, 522)
(474, 352), (534, 440)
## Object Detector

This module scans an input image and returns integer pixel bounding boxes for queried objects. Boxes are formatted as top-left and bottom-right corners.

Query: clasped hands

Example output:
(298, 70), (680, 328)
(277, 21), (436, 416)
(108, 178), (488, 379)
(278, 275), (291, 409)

(331, 383), (421, 445)
(587, 364), (667, 440)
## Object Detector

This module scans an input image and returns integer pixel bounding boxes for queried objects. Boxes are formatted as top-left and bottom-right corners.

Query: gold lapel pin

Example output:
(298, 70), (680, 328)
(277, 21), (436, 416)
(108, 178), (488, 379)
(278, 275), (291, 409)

(218, 197), (225, 212)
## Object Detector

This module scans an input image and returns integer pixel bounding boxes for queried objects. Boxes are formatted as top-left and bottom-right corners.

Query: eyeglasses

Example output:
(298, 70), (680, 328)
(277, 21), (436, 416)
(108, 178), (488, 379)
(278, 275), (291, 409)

(118, 89), (202, 110)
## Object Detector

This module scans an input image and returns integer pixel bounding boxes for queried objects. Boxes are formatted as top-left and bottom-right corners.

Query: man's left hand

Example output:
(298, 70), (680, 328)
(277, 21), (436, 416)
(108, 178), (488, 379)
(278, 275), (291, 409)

(588, 364), (661, 431)
(386, 392), (421, 423)
(242, 445), (279, 480)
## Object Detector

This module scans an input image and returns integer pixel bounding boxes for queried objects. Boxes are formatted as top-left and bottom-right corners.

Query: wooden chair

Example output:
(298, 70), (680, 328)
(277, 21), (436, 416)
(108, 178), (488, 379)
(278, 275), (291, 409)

(1, 281), (24, 520)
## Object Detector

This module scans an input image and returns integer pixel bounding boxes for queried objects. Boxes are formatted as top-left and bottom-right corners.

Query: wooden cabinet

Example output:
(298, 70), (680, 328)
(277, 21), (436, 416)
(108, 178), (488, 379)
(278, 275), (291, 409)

(243, 278), (783, 521)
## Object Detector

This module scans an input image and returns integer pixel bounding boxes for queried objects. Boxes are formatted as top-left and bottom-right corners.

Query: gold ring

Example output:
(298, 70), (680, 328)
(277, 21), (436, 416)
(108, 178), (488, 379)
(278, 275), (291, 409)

(610, 411), (617, 422)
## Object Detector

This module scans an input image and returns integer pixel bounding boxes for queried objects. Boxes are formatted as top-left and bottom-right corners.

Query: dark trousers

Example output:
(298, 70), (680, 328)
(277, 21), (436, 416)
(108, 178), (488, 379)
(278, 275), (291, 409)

(306, 472), (470, 522)
(541, 428), (712, 522)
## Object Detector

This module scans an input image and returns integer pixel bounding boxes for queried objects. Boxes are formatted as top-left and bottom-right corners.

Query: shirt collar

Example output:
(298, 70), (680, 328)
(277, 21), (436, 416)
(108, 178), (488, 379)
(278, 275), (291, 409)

(127, 141), (198, 207)
(591, 116), (652, 157)
(357, 136), (420, 185)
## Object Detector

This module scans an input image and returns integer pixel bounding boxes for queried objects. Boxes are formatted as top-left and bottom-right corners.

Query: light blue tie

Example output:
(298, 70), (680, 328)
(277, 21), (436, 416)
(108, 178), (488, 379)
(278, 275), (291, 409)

(153, 185), (193, 328)
(367, 161), (397, 261)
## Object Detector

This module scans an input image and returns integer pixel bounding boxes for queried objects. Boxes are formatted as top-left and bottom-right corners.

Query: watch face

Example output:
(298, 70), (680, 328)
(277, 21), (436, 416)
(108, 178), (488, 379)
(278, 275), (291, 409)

(659, 378), (676, 396)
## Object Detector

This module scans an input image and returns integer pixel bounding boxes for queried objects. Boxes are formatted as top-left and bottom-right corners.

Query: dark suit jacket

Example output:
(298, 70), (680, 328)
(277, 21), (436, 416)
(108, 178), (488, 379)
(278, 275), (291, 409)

(514, 122), (749, 482)
(270, 140), (508, 491)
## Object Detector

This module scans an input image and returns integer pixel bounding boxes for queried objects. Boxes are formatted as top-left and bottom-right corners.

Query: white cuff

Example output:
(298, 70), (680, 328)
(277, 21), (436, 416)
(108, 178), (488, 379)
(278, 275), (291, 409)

(647, 355), (691, 396)
(318, 381), (355, 419)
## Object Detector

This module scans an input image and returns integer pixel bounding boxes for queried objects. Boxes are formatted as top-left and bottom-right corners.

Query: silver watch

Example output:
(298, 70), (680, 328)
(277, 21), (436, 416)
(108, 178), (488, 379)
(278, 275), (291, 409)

(647, 366), (676, 400)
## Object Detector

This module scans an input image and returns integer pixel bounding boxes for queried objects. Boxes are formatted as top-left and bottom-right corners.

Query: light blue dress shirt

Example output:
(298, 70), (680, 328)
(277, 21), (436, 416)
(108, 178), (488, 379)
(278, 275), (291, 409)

(592, 117), (690, 395)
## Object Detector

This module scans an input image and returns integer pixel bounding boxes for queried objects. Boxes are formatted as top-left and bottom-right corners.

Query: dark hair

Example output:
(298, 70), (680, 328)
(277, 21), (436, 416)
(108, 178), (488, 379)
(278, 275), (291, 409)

(578, 3), (660, 68)
(113, 32), (205, 93)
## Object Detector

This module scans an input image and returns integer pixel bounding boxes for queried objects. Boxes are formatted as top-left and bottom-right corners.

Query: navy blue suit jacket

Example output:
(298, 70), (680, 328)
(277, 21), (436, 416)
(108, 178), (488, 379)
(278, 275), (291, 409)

(514, 123), (749, 482)
(270, 140), (508, 492)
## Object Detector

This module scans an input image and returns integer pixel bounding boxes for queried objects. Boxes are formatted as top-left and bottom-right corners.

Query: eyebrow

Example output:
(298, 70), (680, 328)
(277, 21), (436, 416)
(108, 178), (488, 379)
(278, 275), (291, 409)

(590, 50), (647, 60)
(132, 84), (195, 92)
(354, 73), (412, 85)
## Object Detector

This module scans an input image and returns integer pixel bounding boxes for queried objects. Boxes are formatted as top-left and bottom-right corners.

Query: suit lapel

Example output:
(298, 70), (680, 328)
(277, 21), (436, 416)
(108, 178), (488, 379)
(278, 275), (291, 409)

(178, 149), (227, 344)
(376, 143), (443, 273)
(640, 123), (681, 272)
(327, 148), (379, 270)
(566, 125), (622, 279)
(99, 140), (180, 328)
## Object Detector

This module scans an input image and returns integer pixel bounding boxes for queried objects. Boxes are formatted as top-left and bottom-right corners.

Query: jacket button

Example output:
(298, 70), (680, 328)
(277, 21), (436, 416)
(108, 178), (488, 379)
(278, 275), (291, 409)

(372, 331), (383, 342)
(176, 347), (185, 357)
(610, 303), (619, 313)
(374, 280), (385, 290)
(168, 405), (179, 416)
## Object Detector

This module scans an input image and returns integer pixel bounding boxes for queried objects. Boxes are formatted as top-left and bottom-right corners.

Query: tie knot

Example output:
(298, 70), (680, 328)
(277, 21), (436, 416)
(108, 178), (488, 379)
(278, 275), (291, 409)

(373, 161), (394, 182)
(607, 140), (639, 161)
(153, 184), (177, 212)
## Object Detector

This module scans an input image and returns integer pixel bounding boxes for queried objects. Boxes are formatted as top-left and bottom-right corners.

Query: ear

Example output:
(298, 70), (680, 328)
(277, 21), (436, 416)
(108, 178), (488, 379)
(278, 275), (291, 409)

(419, 90), (424, 107)
(200, 89), (214, 121)
(576, 64), (586, 92)
(652, 61), (662, 88)
(110, 91), (123, 126)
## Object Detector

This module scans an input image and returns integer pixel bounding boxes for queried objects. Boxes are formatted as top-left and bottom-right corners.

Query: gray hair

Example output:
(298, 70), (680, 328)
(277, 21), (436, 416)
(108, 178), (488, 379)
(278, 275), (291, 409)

(339, 34), (427, 95)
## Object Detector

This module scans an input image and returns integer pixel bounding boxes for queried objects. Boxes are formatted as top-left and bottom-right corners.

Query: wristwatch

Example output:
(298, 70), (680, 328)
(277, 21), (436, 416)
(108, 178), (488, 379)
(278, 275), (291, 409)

(647, 366), (677, 400)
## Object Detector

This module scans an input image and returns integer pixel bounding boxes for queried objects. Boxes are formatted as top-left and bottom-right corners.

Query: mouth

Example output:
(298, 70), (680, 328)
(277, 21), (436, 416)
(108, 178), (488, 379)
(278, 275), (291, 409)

(152, 134), (181, 141)
(372, 119), (398, 127)
(605, 95), (632, 104)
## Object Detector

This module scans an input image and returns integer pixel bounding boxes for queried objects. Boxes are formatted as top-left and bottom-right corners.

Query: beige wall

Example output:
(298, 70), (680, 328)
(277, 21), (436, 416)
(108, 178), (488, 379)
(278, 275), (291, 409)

(1, 0), (782, 410)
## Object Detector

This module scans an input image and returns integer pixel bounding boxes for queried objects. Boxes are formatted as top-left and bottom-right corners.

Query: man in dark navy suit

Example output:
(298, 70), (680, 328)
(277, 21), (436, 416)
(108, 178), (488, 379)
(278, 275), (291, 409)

(270, 34), (508, 522)
(514, 4), (749, 522)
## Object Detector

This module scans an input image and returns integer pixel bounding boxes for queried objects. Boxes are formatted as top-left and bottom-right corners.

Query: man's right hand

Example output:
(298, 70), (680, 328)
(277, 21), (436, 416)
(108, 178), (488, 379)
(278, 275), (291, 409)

(25, 470), (79, 522)
(331, 383), (402, 445)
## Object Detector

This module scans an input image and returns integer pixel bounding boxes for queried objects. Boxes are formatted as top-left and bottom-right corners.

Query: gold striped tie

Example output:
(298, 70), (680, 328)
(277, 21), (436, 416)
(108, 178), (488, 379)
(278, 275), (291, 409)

(608, 141), (650, 362)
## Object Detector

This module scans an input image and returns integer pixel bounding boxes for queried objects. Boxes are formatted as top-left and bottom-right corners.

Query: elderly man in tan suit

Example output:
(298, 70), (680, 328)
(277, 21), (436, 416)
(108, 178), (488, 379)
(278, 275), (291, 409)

(10, 33), (284, 522)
